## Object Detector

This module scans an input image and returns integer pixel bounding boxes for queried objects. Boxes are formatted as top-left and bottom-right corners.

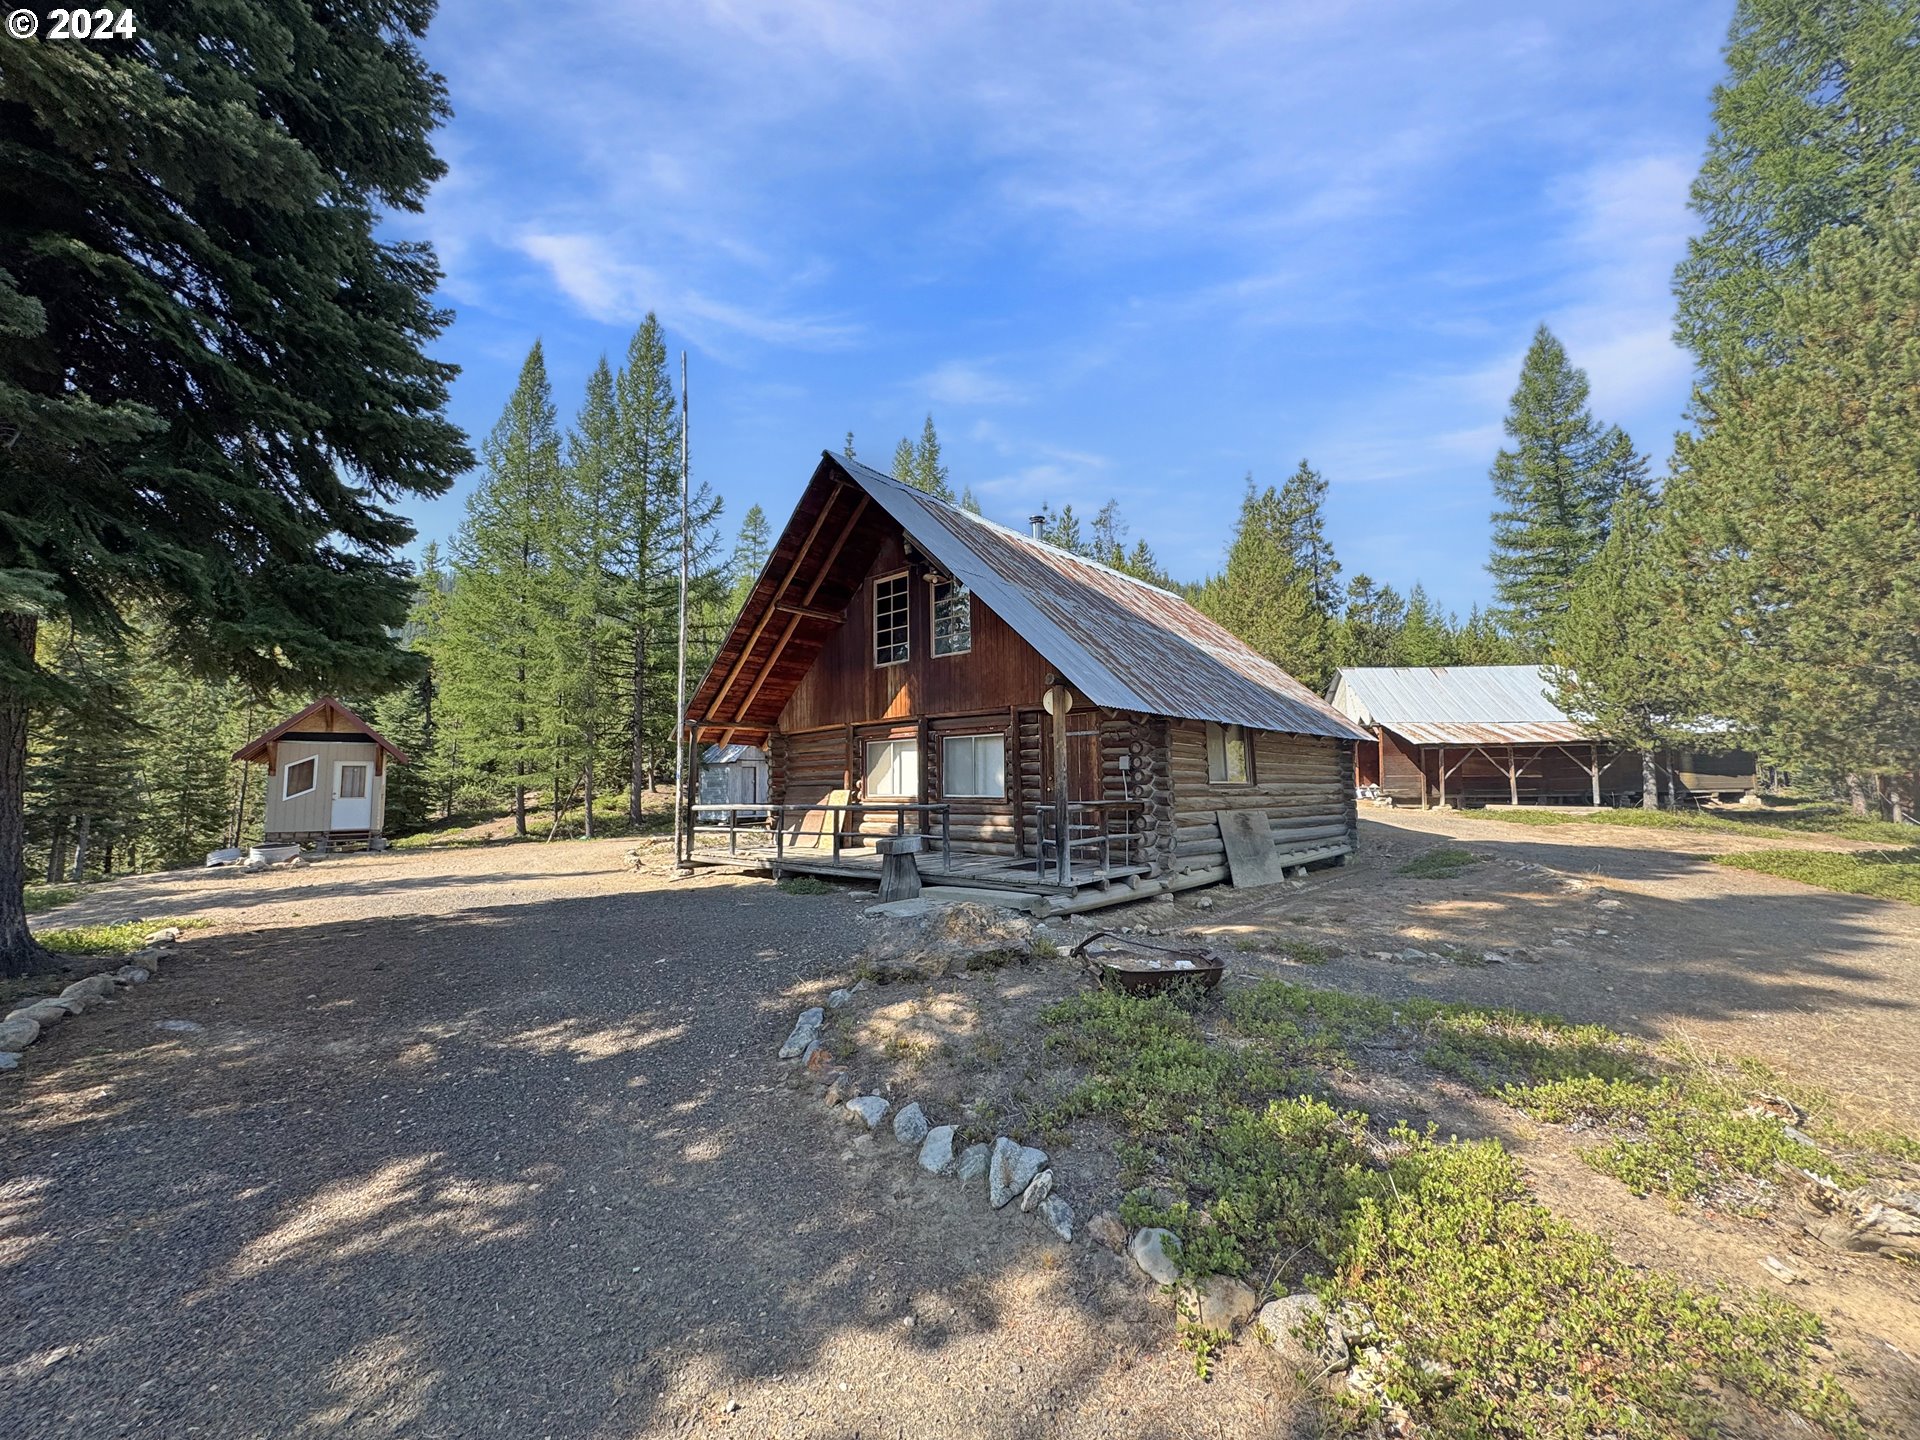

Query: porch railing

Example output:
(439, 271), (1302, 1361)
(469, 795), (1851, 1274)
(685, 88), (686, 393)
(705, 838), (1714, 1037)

(1031, 800), (1145, 885)
(688, 801), (952, 872)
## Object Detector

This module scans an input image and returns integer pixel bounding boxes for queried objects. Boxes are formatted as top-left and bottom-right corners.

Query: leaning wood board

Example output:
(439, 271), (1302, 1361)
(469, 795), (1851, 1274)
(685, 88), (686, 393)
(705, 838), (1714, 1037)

(1217, 808), (1291, 888)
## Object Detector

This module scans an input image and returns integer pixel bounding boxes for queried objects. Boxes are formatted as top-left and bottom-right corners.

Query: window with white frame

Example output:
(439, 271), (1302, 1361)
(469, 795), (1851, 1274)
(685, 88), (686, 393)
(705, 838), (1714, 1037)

(864, 738), (919, 798)
(941, 733), (1005, 798)
(282, 756), (318, 799)
(1205, 722), (1251, 784)
(873, 573), (910, 665)
(931, 580), (971, 657)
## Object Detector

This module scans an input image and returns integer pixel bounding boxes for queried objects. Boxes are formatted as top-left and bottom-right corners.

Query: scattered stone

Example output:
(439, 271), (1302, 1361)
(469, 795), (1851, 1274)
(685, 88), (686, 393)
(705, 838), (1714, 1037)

(1481, 951), (1511, 966)
(917, 1125), (958, 1176)
(822, 1072), (854, 1106)
(129, 948), (164, 974)
(1594, 898), (1623, 911)
(115, 966), (151, 985)
(153, 1019), (203, 1034)
(855, 902), (1037, 980)
(1194, 895), (1214, 911)
(0, 1052), (19, 1071)
(844, 1095), (890, 1130)
(1088, 1212), (1128, 1253)
(242, 857), (269, 873)
(988, 1137), (1049, 1209)
(825, 981), (865, 1009)
(1128, 1227), (1182, 1285)
(7, 1001), (66, 1028)
(955, 1143), (991, 1185)
(892, 1102), (930, 1146)
(0, 1018), (40, 1051)
(804, 1044), (833, 1077)
(1799, 1174), (1920, 1262)
(59, 977), (114, 1002)
(1038, 1194), (1073, 1242)
(1258, 1294), (1349, 1373)
(286, 856), (309, 870)
(145, 927), (181, 946)
(56, 994), (99, 1016)
(1019, 1170), (1054, 1213)
(1183, 1275), (1257, 1329)
(779, 1006), (825, 1059)
(1761, 1255), (1804, 1284)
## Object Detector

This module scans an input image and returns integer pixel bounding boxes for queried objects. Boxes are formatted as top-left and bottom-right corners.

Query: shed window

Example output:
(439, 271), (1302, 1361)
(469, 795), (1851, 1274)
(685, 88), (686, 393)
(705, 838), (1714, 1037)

(1205, 723), (1251, 784)
(941, 734), (1005, 798)
(864, 739), (919, 799)
(874, 574), (910, 666)
(931, 581), (971, 657)
(282, 756), (318, 799)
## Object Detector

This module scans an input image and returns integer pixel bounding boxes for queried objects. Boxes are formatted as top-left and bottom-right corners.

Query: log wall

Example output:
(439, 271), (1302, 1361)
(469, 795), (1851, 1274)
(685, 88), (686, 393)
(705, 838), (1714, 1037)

(1167, 720), (1354, 875)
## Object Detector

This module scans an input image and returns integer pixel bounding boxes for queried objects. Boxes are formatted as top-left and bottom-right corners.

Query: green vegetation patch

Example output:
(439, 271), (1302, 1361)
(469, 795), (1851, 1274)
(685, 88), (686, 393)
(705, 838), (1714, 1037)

(1036, 983), (1860, 1436)
(37, 917), (210, 958)
(1397, 847), (1481, 879)
(775, 875), (835, 896)
(1713, 847), (1920, 907)
(24, 885), (82, 916)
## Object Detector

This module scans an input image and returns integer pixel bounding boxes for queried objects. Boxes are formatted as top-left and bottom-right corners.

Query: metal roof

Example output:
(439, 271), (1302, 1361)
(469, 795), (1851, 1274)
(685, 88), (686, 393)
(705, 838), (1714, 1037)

(1325, 666), (1599, 746)
(702, 743), (767, 765)
(836, 455), (1369, 741)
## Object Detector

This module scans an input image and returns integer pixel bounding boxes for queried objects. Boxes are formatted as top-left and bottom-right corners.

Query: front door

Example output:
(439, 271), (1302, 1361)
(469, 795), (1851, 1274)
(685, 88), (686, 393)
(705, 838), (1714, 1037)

(332, 761), (372, 831)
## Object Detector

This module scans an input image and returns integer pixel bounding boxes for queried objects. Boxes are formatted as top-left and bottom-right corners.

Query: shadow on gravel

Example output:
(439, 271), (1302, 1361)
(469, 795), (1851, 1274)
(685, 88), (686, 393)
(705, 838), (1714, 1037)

(0, 887), (1278, 1439)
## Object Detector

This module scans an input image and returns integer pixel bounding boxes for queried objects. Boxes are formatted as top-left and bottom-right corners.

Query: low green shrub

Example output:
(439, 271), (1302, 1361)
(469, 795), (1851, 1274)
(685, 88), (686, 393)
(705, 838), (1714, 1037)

(1398, 847), (1481, 879)
(1713, 847), (1920, 906)
(24, 885), (81, 916)
(38, 918), (208, 957)
(775, 875), (834, 896)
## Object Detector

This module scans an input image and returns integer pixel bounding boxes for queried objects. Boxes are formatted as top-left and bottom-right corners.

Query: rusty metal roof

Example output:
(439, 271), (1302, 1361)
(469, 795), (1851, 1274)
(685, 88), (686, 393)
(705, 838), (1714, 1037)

(1325, 666), (1600, 746)
(838, 455), (1369, 740)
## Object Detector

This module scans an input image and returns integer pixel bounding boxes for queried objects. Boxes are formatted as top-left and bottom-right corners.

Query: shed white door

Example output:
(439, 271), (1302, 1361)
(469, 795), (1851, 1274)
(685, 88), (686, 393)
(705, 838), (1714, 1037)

(332, 761), (372, 831)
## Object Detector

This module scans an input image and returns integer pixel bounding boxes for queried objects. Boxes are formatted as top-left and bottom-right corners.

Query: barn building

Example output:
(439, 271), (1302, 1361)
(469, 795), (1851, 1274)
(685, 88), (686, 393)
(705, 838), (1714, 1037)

(682, 452), (1370, 911)
(1326, 665), (1757, 808)
(232, 697), (408, 850)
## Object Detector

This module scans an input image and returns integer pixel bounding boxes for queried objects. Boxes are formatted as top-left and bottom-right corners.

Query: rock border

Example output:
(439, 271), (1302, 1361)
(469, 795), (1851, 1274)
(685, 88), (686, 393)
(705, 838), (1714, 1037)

(0, 928), (183, 1072)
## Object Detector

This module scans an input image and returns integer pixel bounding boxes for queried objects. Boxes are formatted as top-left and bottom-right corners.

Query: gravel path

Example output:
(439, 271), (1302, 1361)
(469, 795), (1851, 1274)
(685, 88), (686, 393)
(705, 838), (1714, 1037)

(1, 844), (1303, 1439)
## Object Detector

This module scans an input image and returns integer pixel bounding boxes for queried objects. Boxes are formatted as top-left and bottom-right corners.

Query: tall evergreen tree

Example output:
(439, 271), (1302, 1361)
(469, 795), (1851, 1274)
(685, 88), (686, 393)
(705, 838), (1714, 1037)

(1199, 481), (1337, 689)
(728, 505), (772, 616)
(1396, 585), (1460, 667)
(891, 416), (956, 501)
(958, 487), (984, 516)
(439, 344), (566, 837)
(1278, 461), (1344, 615)
(1486, 326), (1624, 655)
(1661, 193), (1920, 802)
(1674, 0), (1920, 386)
(1553, 483), (1678, 808)
(1335, 576), (1408, 669)
(0, 2), (467, 971)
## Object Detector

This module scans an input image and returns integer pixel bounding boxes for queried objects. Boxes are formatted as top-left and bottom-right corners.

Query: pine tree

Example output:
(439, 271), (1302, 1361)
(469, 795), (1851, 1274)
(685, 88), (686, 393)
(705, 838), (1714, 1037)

(1038, 504), (1085, 556)
(1674, 0), (1920, 386)
(0, 2), (467, 971)
(1278, 461), (1343, 614)
(1660, 192), (1920, 800)
(1089, 501), (1129, 567)
(372, 677), (437, 835)
(1336, 576), (1409, 669)
(1457, 607), (1520, 665)
(25, 630), (140, 882)
(1396, 586), (1460, 666)
(439, 344), (566, 837)
(1486, 326), (1624, 655)
(728, 505), (772, 616)
(959, 487), (983, 516)
(891, 436), (918, 487)
(1199, 481), (1337, 689)
(891, 416), (956, 501)
(844, 432), (857, 460)
(1553, 484), (1677, 808)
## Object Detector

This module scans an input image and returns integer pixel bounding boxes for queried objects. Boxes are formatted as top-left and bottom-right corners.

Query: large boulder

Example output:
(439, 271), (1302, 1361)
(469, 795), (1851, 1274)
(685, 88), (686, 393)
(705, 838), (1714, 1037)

(1128, 1227), (1182, 1285)
(917, 1125), (959, 1175)
(778, 1007), (825, 1059)
(1259, 1294), (1349, 1372)
(7, 1001), (66, 1029)
(0, 1017), (40, 1050)
(1182, 1275), (1257, 1330)
(955, 1143), (991, 1185)
(855, 903), (1038, 982)
(844, 1095), (891, 1130)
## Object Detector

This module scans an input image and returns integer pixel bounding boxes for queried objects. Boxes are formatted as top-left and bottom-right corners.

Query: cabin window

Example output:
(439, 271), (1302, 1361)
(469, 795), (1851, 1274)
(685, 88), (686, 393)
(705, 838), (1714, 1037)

(941, 733), (1005, 798)
(931, 581), (972, 657)
(864, 738), (919, 799)
(1205, 722), (1251, 784)
(873, 573), (910, 666)
(283, 756), (318, 799)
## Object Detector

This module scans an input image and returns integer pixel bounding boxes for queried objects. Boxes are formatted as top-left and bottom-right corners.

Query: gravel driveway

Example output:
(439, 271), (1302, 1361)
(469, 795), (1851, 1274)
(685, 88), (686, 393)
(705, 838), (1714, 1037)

(0, 844), (1303, 1439)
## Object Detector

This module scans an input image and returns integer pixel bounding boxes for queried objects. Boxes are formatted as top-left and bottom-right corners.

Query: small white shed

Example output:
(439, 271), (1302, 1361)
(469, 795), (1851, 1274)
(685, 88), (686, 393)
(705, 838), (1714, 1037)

(698, 743), (769, 815)
(232, 697), (409, 849)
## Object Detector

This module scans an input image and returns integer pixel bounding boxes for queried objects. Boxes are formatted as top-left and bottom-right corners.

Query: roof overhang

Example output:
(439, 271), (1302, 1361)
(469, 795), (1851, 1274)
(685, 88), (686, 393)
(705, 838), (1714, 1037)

(1381, 720), (1599, 747)
(232, 696), (410, 764)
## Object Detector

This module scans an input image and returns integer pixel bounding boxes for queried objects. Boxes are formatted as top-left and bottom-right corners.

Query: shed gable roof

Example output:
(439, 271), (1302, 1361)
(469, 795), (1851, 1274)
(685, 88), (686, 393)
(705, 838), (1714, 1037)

(690, 452), (1367, 742)
(1326, 666), (1594, 745)
(233, 696), (409, 764)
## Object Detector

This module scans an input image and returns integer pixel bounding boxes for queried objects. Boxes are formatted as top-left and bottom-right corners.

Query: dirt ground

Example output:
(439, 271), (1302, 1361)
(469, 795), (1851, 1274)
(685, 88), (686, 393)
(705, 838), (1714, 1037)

(4, 812), (1918, 1437)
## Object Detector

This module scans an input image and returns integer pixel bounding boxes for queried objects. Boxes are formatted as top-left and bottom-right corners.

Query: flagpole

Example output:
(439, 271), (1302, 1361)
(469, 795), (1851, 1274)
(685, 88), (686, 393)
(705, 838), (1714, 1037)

(672, 349), (691, 872)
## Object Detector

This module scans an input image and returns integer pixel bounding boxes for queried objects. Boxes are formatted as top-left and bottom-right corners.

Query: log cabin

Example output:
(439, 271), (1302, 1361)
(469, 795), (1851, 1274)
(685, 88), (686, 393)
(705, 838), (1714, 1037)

(1326, 665), (1757, 807)
(682, 453), (1370, 913)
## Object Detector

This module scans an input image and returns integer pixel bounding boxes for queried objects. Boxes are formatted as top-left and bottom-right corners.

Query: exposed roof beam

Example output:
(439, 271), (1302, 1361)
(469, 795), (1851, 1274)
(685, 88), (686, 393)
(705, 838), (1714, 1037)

(706, 486), (846, 721)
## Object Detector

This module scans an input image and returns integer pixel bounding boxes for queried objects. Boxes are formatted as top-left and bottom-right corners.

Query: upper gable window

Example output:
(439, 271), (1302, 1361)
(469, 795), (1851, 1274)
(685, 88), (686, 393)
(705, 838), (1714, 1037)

(1206, 722), (1251, 784)
(932, 580), (971, 657)
(874, 573), (910, 666)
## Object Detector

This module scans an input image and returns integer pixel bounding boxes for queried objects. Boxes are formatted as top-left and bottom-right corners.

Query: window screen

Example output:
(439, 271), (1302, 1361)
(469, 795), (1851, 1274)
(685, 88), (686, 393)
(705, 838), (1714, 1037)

(864, 739), (919, 798)
(932, 581), (971, 657)
(339, 764), (369, 799)
(941, 734), (1005, 798)
(874, 574), (909, 665)
(283, 757), (317, 799)
(1206, 722), (1250, 784)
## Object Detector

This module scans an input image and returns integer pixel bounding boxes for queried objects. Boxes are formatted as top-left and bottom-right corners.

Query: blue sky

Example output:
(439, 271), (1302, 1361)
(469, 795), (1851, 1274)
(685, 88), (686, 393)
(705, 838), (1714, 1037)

(401, 0), (1733, 616)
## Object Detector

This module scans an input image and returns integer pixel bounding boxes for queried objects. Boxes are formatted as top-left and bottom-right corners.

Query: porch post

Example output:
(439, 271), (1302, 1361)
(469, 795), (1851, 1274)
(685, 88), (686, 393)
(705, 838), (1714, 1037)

(1437, 747), (1447, 809)
(1048, 685), (1071, 886)
(1590, 743), (1601, 806)
(1508, 749), (1519, 807)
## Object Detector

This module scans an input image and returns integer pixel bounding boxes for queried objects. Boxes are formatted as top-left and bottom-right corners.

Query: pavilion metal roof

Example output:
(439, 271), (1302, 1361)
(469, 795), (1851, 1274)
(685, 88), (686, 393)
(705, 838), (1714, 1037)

(1325, 666), (1598, 747)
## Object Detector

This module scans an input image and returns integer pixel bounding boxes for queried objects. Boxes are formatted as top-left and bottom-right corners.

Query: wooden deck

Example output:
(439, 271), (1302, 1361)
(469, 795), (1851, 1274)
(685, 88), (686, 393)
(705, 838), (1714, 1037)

(687, 838), (1151, 897)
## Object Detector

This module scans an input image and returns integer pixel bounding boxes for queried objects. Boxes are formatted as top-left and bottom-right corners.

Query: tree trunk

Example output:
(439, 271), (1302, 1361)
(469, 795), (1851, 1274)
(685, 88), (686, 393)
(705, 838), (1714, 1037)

(0, 614), (51, 977)
(1640, 751), (1657, 810)
(629, 619), (647, 823)
(583, 754), (595, 839)
(70, 813), (90, 883)
(46, 818), (68, 885)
